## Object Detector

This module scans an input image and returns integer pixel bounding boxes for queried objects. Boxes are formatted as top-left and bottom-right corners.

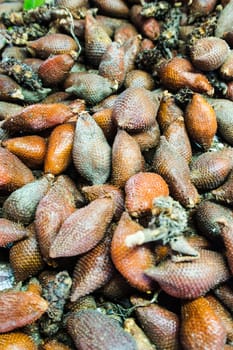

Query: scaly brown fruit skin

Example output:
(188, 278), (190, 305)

(55, 0), (88, 9)
(38, 54), (75, 86)
(99, 270), (134, 299)
(92, 108), (117, 143)
(23, 58), (44, 73)
(27, 33), (79, 59)
(184, 93), (217, 150)
(152, 136), (199, 208)
(125, 172), (169, 217)
(84, 13), (112, 68)
(212, 169), (233, 205)
(9, 224), (45, 282)
(111, 211), (155, 292)
(0, 332), (37, 349)
(50, 197), (114, 258)
(44, 123), (74, 175)
(0, 147), (34, 194)
(42, 339), (72, 350)
(112, 87), (158, 132)
(124, 318), (156, 350)
(123, 35), (141, 73)
(145, 249), (230, 299)
(131, 296), (180, 350)
(130, 5), (160, 40)
(114, 23), (138, 43)
(206, 294), (233, 343)
(2, 103), (74, 133)
(189, 0), (218, 18)
(111, 129), (144, 188)
(70, 233), (114, 301)
(42, 91), (71, 104)
(0, 101), (23, 121)
(217, 218), (233, 274)
(0, 218), (29, 247)
(92, 0), (129, 18)
(214, 283), (233, 313)
(0, 290), (48, 332)
(2, 135), (47, 169)
(130, 122), (160, 151)
(220, 51), (233, 80)
(67, 310), (137, 350)
(181, 297), (227, 350)
(124, 69), (155, 90)
(0, 74), (23, 102)
(190, 37), (230, 71)
(157, 93), (183, 132)
(158, 57), (214, 95)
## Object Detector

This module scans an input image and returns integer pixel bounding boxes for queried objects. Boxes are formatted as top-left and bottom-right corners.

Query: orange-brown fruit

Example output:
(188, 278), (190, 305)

(82, 183), (124, 221)
(111, 129), (144, 188)
(146, 249), (230, 299)
(214, 283), (233, 313)
(0, 218), (29, 247)
(92, 108), (117, 142)
(130, 5), (160, 40)
(181, 297), (227, 350)
(163, 117), (192, 163)
(38, 54), (75, 86)
(2, 103), (74, 133)
(84, 13), (112, 67)
(9, 224), (45, 282)
(124, 69), (155, 90)
(0, 332), (37, 349)
(114, 23), (138, 43)
(152, 136), (199, 208)
(184, 93), (217, 150)
(206, 294), (233, 343)
(70, 233), (114, 301)
(112, 87), (158, 132)
(140, 38), (155, 51)
(0, 147), (34, 194)
(27, 33), (79, 59)
(92, 0), (129, 18)
(190, 37), (230, 71)
(44, 123), (74, 175)
(131, 121), (160, 151)
(212, 169), (233, 205)
(157, 93), (183, 132)
(158, 57), (214, 95)
(50, 197), (114, 258)
(42, 339), (72, 350)
(0, 290), (48, 332)
(0, 74), (24, 102)
(111, 211), (155, 292)
(125, 172), (169, 217)
(2, 135), (47, 169)
(131, 296), (180, 350)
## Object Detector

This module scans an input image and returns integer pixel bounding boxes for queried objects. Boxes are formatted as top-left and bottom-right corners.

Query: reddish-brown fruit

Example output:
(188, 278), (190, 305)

(55, 0), (89, 9)
(0, 332), (37, 349)
(82, 183), (124, 221)
(226, 81), (233, 100)
(140, 38), (155, 51)
(124, 69), (155, 90)
(23, 58), (44, 72)
(190, 37), (230, 71)
(0, 74), (24, 102)
(0, 147), (34, 193)
(0, 218), (29, 247)
(84, 13), (112, 67)
(27, 33), (79, 59)
(125, 172), (169, 217)
(220, 51), (233, 80)
(0, 101), (23, 121)
(2, 135), (46, 169)
(111, 129), (144, 188)
(9, 224), (45, 282)
(42, 91), (71, 104)
(92, 0), (129, 18)
(2, 103), (74, 133)
(130, 5), (160, 40)
(38, 54), (75, 86)
(44, 123), (74, 175)
(35, 175), (79, 262)
(111, 211), (155, 292)
(131, 122), (160, 151)
(92, 108), (116, 142)
(190, 149), (232, 190)
(212, 169), (233, 205)
(99, 41), (126, 86)
(50, 197), (114, 258)
(124, 317), (156, 350)
(206, 294), (233, 343)
(181, 297), (227, 350)
(184, 94), (217, 150)
(214, 283), (233, 313)
(189, 0), (218, 18)
(114, 23), (138, 43)
(123, 35), (141, 73)
(217, 218), (233, 274)
(0, 290), (48, 332)
(163, 117), (192, 163)
(67, 309), (137, 349)
(152, 136), (199, 208)
(131, 296), (180, 350)
(99, 271), (134, 299)
(43, 339), (72, 350)
(70, 234), (114, 301)
(158, 57), (214, 95)
(145, 249), (230, 299)
(91, 94), (118, 113)
(157, 93), (183, 132)
(112, 87), (158, 132)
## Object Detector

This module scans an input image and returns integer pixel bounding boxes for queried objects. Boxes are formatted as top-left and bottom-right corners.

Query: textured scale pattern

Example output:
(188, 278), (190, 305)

(111, 211), (155, 292)
(124, 69), (155, 90)
(112, 87), (158, 132)
(43, 339), (72, 350)
(125, 172), (169, 217)
(131, 122), (160, 151)
(0, 290), (48, 332)
(0, 218), (28, 247)
(67, 309), (137, 350)
(72, 113), (111, 184)
(213, 283), (233, 313)
(181, 297), (227, 350)
(152, 136), (199, 208)
(93, 0), (129, 18)
(92, 108), (116, 142)
(70, 234), (114, 301)
(212, 169), (233, 205)
(217, 218), (233, 274)
(123, 35), (141, 73)
(131, 296), (180, 350)
(0, 74), (23, 102)
(0, 332), (37, 349)
(50, 197), (114, 258)
(157, 94), (183, 132)
(111, 129), (143, 188)
(145, 249), (230, 299)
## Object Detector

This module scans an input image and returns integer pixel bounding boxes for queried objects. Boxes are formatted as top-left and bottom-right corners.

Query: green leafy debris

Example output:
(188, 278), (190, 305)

(23, 0), (45, 11)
